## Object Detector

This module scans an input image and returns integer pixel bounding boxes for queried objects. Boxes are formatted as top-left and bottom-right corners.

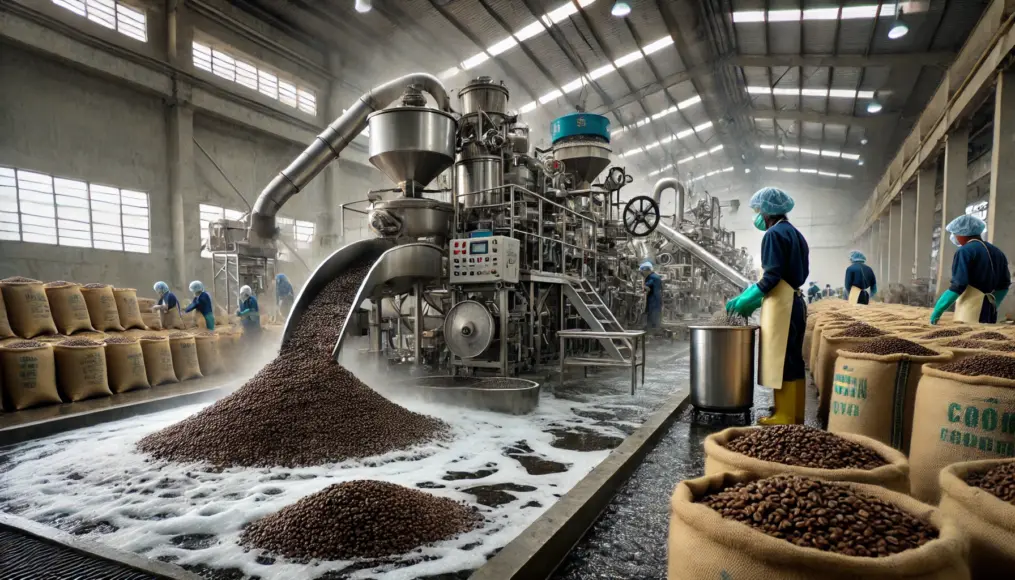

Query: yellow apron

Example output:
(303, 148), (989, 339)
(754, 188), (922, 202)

(759, 279), (796, 389)
(847, 286), (862, 304)
(953, 240), (995, 324)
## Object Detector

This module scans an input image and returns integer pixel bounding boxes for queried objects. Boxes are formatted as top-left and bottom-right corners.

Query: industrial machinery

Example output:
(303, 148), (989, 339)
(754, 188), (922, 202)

(224, 72), (753, 376)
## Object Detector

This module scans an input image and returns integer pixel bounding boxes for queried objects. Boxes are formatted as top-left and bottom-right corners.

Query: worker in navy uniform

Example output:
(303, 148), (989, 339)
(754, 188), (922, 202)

(640, 261), (663, 334)
(930, 215), (1011, 324)
(726, 187), (809, 425)
(807, 281), (821, 303)
(844, 250), (877, 305)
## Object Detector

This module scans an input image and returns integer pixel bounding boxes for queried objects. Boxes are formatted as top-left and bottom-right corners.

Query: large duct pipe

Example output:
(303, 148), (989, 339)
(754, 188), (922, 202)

(249, 73), (451, 239)
(656, 221), (750, 290)
(653, 177), (684, 226)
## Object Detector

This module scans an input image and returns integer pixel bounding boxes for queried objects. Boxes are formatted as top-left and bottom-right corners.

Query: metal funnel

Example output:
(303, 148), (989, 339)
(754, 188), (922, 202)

(368, 107), (457, 193)
(553, 139), (612, 187)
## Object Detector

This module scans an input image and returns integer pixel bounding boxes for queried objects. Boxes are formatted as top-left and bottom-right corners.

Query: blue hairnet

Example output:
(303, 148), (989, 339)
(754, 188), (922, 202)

(189, 280), (205, 294)
(239, 285), (252, 299)
(849, 250), (866, 263)
(749, 187), (795, 215)
(154, 281), (169, 295)
(276, 273), (288, 283)
(639, 262), (653, 271)
(945, 214), (986, 237)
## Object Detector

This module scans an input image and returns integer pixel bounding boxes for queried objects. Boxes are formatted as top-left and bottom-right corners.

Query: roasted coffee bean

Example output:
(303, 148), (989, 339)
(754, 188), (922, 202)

(59, 338), (101, 347)
(837, 323), (887, 338)
(698, 475), (937, 557)
(137, 263), (448, 468)
(104, 336), (137, 345)
(4, 340), (46, 349)
(166, 331), (192, 339)
(965, 462), (1015, 504)
(724, 425), (888, 470)
(709, 312), (750, 326)
(919, 329), (966, 339)
(140, 335), (165, 341)
(936, 353), (1015, 380)
(967, 331), (1010, 341)
(81, 283), (109, 289)
(0, 276), (41, 284)
(941, 339), (1015, 352)
(844, 337), (937, 356)
(43, 280), (76, 288)
(240, 480), (481, 561)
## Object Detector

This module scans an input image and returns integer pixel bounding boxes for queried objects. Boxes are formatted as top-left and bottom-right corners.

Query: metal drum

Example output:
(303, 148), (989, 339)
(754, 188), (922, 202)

(688, 325), (758, 411)
(455, 156), (503, 208)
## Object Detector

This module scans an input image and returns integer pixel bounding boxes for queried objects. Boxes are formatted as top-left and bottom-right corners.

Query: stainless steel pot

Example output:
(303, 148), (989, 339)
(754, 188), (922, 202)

(688, 325), (758, 411)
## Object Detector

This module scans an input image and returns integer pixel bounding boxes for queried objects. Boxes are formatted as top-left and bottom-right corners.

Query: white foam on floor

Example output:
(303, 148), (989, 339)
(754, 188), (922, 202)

(0, 356), (686, 579)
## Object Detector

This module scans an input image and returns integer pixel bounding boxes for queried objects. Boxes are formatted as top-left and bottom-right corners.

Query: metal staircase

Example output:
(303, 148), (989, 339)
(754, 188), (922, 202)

(562, 279), (634, 361)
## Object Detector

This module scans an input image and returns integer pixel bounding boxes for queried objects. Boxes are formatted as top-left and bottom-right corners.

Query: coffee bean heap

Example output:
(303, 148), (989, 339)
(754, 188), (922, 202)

(724, 425), (888, 470)
(241, 480), (481, 561)
(59, 338), (101, 347)
(965, 462), (1015, 504)
(837, 323), (887, 338)
(698, 475), (937, 557)
(104, 336), (137, 345)
(4, 340), (45, 349)
(137, 263), (449, 468)
(709, 311), (750, 327)
(167, 331), (192, 339)
(920, 329), (965, 339)
(845, 337), (937, 356)
(1, 276), (41, 284)
(44, 280), (75, 288)
(968, 331), (1010, 341)
(936, 353), (1015, 380)
(942, 339), (1015, 352)
(82, 283), (109, 289)
(141, 335), (165, 341)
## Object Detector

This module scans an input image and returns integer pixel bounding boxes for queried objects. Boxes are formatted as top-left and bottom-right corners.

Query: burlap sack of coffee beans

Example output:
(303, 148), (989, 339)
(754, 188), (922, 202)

(704, 425), (909, 493)
(939, 459), (1015, 578)
(809, 320), (851, 372)
(52, 338), (111, 402)
(815, 325), (891, 421)
(112, 288), (146, 330)
(828, 344), (952, 454)
(909, 356), (1015, 504)
(0, 277), (58, 338)
(192, 333), (222, 375)
(138, 335), (178, 386)
(159, 306), (186, 330)
(80, 284), (124, 332)
(43, 281), (94, 335)
(141, 312), (162, 331)
(167, 333), (202, 381)
(103, 336), (149, 393)
(0, 340), (61, 410)
(0, 290), (14, 339)
(668, 472), (970, 579)
(240, 480), (481, 561)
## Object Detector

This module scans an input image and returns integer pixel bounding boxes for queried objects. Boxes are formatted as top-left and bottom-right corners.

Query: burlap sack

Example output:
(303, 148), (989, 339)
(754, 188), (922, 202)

(816, 329), (890, 421)
(136, 297), (156, 312)
(113, 288), (146, 330)
(668, 471), (970, 580)
(0, 277), (58, 338)
(909, 362), (1015, 504)
(138, 336), (178, 386)
(0, 342), (61, 410)
(0, 291), (16, 338)
(141, 312), (162, 331)
(161, 306), (187, 330)
(703, 426), (910, 492)
(193, 333), (222, 375)
(939, 459), (1015, 578)
(168, 334), (203, 381)
(53, 341), (111, 402)
(43, 282), (95, 335)
(80, 285), (124, 331)
(809, 321), (850, 372)
(828, 349), (953, 454)
(104, 338), (149, 393)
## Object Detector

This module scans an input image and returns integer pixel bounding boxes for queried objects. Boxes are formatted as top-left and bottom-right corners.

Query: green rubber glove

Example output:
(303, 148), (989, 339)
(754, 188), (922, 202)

(930, 290), (961, 325)
(729, 284), (765, 317)
(870, 284), (878, 297)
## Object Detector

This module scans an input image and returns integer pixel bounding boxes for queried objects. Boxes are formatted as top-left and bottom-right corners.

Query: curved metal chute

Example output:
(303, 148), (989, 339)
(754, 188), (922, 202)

(655, 222), (751, 290)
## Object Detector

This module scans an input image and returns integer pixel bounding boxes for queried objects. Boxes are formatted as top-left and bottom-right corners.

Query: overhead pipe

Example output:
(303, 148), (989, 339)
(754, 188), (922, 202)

(652, 177), (684, 227)
(249, 73), (451, 239)
(655, 221), (750, 290)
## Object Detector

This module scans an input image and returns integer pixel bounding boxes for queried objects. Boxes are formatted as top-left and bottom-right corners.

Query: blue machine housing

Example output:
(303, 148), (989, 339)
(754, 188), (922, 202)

(550, 113), (610, 145)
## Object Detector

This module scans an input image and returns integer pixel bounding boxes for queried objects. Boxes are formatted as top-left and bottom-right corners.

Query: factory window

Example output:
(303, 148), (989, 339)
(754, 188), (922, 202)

(192, 41), (317, 116)
(0, 166), (149, 253)
(199, 203), (245, 258)
(52, 0), (147, 42)
(965, 200), (988, 221)
(275, 217), (316, 261)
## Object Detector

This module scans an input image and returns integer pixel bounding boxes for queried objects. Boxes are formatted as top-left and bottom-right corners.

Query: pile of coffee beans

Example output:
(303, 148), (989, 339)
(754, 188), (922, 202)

(59, 338), (101, 347)
(4, 340), (45, 349)
(709, 311), (750, 326)
(104, 336), (137, 345)
(1, 276), (41, 284)
(936, 353), (1015, 380)
(241, 480), (481, 560)
(965, 462), (1015, 504)
(844, 337), (937, 356)
(968, 331), (1009, 341)
(836, 323), (887, 338)
(724, 425), (888, 470)
(166, 331), (191, 339)
(137, 263), (449, 468)
(82, 283), (109, 289)
(44, 280), (75, 287)
(941, 339), (1015, 352)
(920, 329), (966, 339)
(698, 475), (937, 557)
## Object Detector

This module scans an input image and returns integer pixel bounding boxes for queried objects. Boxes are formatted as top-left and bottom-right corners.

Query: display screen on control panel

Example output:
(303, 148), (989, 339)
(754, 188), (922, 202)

(469, 241), (488, 255)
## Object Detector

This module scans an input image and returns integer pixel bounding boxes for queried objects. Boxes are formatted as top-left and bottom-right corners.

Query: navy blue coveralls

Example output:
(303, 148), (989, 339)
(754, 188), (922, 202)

(644, 271), (663, 329)
(950, 237), (1011, 323)
(758, 220), (810, 381)
(844, 262), (877, 305)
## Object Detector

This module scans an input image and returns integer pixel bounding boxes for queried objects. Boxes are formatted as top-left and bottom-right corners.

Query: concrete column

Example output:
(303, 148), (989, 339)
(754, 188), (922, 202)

(987, 70), (1015, 318)
(880, 216), (891, 285)
(871, 220), (881, 282)
(914, 165), (936, 279)
(936, 126), (969, 295)
(167, 103), (194, 290)
(899, 189), (917, 283)
(888, 202), (901, 284)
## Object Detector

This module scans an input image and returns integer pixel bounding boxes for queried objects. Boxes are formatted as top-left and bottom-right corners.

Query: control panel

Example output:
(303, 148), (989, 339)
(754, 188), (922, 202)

(450, 236), (520, 284)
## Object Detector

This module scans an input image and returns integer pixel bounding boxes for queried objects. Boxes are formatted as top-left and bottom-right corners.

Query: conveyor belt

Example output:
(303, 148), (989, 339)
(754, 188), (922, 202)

(0, 527), (159, 580)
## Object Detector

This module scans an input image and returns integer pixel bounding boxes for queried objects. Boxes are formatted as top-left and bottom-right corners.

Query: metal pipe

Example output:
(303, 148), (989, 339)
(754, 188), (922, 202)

(655, 221), (750, 290)
(249, 72), (451, 239)
(710, 195), (720, 230)
(653, 177), (684, 226)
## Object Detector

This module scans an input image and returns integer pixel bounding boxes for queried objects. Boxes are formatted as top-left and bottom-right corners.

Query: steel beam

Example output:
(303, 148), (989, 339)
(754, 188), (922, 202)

(753, 110), (892, 129)
(732, 52), (955, 69)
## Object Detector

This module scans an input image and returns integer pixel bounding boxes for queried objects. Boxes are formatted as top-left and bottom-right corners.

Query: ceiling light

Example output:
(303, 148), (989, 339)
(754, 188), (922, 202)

(888, 9), (909, 39)
(611, 2), (632, 17)
(355, 0), (372, 13)
(745, 167), (751, 174)
(859, 159), (865, 166)
(861, 137), (869, 145)
(867, 100), (883, 114)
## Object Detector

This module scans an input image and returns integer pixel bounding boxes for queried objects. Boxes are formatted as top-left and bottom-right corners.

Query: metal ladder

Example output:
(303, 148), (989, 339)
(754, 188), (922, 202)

(562, 279), (633, 361)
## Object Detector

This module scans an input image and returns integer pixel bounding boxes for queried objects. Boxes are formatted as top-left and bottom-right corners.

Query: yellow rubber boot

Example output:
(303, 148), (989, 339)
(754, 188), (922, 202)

(758, 380), (803, 425)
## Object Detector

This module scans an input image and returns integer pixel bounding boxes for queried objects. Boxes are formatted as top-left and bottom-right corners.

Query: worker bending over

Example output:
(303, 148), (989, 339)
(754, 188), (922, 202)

(726, 187), (809, 425)
(276, 273), (295, 318)
(152, 281), (181, 316)
(931, 215), (1011, 324)
(236, 285), (261, 340)
(185, 280), (215, 330)
(640, 262), (663, 334)
(807, 281), (820, 303)
(844, 250), (877, 305)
